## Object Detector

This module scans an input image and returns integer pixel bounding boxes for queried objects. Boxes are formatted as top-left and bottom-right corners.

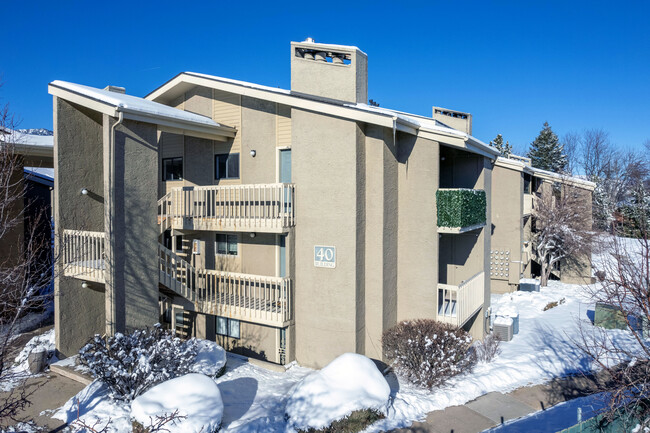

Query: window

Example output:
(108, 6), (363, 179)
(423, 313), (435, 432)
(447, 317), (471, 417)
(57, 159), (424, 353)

(216, 234), (238, 255)
(163, 157), (183, 181)
(163, 230), (183, 252)
(175, 235), (183, 252)
(215, 153), (240, 180)
(216, 316), (240, 339)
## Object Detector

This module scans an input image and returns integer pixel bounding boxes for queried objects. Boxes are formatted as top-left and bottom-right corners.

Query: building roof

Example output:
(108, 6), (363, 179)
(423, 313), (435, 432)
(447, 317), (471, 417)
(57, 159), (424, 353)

(48, 81), (237, 141)
(495, 156), (596, 190)
(0, 128), (54, 161)
(24, 167), (54, 187)
(146, 72), (500, 159)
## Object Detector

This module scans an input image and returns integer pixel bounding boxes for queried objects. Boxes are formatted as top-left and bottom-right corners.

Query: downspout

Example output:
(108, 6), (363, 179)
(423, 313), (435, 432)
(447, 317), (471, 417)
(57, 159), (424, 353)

(106, 111), (123, 337)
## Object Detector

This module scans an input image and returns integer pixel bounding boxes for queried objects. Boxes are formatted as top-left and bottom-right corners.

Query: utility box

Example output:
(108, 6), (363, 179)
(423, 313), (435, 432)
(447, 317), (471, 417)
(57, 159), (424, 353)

(519, 278), (540, 292)
(594, 302), (627, 330)
(493, 316), (514, 342)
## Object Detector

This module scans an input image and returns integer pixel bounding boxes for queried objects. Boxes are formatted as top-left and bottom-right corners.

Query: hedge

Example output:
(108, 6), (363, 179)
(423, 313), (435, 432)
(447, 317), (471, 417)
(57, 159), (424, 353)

(437, 189), (486, 229)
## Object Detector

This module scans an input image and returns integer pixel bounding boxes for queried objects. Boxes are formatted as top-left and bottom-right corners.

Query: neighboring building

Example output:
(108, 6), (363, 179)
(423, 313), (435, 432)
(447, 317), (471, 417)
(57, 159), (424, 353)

(49, 39), (500, 368)
(0, 129), (53, 272)
(491, 155), (595, 293)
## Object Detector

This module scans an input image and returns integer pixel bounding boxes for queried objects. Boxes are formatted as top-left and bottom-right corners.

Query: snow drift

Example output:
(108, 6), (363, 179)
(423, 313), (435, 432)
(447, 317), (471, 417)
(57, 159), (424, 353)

(131, 373), (223, 433)
(285, 352), (390, 431)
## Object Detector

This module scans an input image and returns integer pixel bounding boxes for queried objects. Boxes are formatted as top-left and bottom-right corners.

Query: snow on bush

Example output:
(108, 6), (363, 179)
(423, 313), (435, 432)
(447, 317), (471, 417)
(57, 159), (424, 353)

(190, 339), (226, 378)
(285, 353), (390, 432)
(470, 333), (502, 363)
(131, 373), (223, 433)
(382, 319), (473, 389)
(79, 324), (198, 401)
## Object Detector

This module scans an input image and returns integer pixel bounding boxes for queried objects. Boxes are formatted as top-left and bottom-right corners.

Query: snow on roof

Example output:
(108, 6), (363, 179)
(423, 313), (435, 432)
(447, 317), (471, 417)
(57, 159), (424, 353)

(496, 156), (596, 189)
(0, 129), (53, 147)
(49, 81), (225, 128)
(25, 167), (54, 181)
(187, 72), (292, 95)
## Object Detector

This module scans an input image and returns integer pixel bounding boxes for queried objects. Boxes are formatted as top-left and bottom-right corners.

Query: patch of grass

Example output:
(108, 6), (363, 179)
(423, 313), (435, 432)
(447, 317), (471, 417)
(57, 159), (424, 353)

(543, 297), (566, 311)
(298, 409), (385, 433)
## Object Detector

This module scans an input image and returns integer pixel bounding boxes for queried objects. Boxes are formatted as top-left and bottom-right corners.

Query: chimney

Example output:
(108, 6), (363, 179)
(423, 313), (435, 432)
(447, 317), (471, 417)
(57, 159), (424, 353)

(290, 39), (367, 104)
(432, 106), (472, 135)
(104, 85), (126, 94)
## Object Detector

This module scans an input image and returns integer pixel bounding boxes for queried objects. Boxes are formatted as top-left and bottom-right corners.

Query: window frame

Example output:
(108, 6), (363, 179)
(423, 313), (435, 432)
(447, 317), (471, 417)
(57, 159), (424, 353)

(215, 153), (240, 180)
(216, 316), (240, 339)
(162, 157), (183, 182)
(216, 233), (238, 256)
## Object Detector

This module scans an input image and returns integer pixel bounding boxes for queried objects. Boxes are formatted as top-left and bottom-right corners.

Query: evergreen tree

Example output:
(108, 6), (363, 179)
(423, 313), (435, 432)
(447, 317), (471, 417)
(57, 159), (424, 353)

(489, 134), (513, 158)
(527, 122), (568, 172)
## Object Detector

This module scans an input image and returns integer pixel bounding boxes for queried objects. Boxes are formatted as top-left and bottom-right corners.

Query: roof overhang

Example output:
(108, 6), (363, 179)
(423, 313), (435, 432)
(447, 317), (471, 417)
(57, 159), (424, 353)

(48, 82), (236, 142)
(146, 73), (501, 158)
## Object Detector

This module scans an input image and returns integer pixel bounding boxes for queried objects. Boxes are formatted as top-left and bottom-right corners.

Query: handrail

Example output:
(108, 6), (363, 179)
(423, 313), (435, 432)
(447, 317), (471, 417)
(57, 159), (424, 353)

(157, 183), (295, 233)
(62, 229), (106, 283)
(437, 271), (485, 328)
(158, 244), (292, 326)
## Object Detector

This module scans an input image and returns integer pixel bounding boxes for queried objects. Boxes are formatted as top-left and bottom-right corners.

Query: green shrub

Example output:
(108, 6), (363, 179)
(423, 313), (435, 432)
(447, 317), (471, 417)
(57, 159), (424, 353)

(437, 189), (487, 228)
(297, 409), (385, 433)
(382, 319), (473, 389)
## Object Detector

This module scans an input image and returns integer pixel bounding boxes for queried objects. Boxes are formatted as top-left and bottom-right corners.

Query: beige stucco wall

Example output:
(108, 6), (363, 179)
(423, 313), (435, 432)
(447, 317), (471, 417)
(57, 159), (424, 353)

(54, 97), (106, 357)
(491, 164), (525, 293)
(292, 108), (364, 368)
(105, 118), (160, 333)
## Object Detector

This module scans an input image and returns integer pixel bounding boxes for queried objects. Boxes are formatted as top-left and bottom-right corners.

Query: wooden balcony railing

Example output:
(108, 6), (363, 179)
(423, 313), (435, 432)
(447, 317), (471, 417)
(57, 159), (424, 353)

(62, 229), (106, 283)
(158, 183), (295, 233)
(437, 271), (485, 327)
(158, 244), (292, 327)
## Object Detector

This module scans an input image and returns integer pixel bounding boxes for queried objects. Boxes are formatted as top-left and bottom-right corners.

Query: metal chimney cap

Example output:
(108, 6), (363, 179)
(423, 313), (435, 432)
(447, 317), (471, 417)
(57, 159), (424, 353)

(304, 37), (315, 43)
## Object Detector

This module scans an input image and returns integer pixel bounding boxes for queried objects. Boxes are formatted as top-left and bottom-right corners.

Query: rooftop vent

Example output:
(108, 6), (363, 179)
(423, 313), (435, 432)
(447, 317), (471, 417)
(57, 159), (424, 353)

(432, 106), (473, 134)
(104, 85), (125, 94)
(304, 37), (315, 43)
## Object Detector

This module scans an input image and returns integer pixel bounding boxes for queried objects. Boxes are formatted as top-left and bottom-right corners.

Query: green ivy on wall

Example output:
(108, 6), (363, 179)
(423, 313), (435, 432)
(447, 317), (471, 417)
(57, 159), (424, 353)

(437, 189), (486, 228)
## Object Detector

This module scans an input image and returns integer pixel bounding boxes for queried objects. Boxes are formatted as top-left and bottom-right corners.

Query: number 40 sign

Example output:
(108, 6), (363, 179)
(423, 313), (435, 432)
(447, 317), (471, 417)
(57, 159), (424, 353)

(314, 245), (336, 268)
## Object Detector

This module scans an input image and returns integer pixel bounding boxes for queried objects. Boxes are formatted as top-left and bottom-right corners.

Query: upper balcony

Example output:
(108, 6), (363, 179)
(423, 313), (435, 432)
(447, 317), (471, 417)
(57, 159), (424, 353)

(62, 229), (106, 284)
(523, 193), (534, 216)
(436, 188), (487, 234)
(159, 183), (295, 234)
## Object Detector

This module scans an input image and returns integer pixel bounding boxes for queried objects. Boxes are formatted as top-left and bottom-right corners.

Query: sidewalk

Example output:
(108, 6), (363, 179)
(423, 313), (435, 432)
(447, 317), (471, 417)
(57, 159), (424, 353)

(392, 374), (603, 433)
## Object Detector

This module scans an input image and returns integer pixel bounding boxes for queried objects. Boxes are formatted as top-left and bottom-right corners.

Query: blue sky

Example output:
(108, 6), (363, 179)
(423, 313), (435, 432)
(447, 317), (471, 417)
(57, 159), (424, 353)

(2, 0), (648, 153)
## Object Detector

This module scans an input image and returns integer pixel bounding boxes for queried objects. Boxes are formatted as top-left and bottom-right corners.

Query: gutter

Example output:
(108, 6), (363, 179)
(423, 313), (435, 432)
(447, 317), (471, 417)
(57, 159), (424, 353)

(106, 111), (123, 337)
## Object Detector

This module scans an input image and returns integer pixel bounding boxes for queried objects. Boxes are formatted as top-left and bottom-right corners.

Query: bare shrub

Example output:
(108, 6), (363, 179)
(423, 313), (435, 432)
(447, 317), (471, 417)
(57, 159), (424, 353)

(382, 319), (473, 389)
(543, 298), (566, 311)
(78, 324), (198, 402)
(471, 333), (501, 363)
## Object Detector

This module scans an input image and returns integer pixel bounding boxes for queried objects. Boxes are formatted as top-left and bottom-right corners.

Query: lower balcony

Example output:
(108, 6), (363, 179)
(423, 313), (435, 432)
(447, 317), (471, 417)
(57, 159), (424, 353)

(159, 245), (292, 328)
(437, 189), (487, 234)
(437, 271), (485, 327)
(159, 183), (295, 234)
(62, 229), (105, 284)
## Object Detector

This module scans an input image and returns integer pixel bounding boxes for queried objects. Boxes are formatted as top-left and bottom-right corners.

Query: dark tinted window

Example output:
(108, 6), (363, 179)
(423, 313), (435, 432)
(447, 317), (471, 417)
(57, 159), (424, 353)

(163, 157), (183, 181)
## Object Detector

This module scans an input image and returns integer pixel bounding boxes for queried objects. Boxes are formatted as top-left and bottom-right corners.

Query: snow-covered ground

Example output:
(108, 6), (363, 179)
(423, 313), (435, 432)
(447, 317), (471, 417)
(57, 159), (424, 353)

(36, 236), (650, 431)
(1, 328), (56, 392)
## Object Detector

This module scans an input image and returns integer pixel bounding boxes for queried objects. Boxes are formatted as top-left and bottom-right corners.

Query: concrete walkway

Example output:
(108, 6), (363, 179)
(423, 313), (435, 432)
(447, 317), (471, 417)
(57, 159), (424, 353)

(392, 375), (602, 433)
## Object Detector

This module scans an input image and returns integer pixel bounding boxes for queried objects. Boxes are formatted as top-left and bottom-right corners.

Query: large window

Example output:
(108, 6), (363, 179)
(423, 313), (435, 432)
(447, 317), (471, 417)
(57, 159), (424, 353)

(216, 316), (240, 339)
(162, 157), (183, 181)
(215, 153), (240, 180)
(216, 234), (238, 255)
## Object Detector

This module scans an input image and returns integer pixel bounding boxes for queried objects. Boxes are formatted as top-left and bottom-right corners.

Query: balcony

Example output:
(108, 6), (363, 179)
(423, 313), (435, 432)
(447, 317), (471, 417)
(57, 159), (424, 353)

(436, 189), (486, 234)
(437, 271), (485, 328)
(159, 183), (295, 234)
(159, 245), (292, 327)
(62, 229), (105, 283)
(523, 193), (534, 215)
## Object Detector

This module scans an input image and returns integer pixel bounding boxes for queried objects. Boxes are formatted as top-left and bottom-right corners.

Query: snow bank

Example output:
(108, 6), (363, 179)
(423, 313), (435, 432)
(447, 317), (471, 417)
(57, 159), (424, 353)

(190, 339), (227, 377)
(285, 353), (390, 431)
(131, 373), (223, 433)
(1, 328), (56, 392)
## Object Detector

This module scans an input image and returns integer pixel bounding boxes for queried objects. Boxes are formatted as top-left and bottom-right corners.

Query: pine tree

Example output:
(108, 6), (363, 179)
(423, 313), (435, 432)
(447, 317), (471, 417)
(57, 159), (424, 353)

(489, 134), (513, 158)
(527, 122), (568, 172)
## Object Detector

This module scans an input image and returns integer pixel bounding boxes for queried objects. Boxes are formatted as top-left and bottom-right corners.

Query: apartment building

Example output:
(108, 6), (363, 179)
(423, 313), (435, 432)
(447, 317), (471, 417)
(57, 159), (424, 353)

(50, 39), (504, 368)
(491, 156), (595, 293)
